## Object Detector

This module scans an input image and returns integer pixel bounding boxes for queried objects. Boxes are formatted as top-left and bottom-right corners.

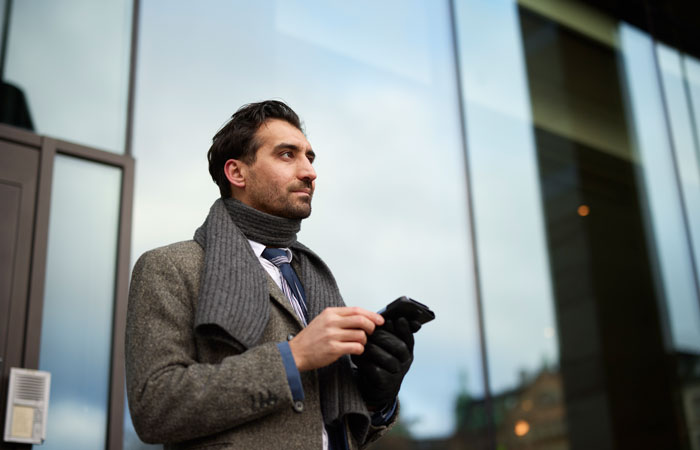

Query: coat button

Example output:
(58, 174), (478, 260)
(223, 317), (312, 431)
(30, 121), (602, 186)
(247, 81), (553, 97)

(293, 401), (304, 413)
(287, 333), (295, 341)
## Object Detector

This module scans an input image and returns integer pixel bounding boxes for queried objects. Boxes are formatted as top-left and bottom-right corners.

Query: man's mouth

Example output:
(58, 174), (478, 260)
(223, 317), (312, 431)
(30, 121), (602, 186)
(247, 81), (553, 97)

(290, 184), (313, 196)
(292, 191), (313, 200)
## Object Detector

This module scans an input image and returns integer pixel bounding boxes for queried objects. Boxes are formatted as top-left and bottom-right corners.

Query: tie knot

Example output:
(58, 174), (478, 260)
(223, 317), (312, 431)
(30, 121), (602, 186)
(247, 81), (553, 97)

(261, 247), (291, 267)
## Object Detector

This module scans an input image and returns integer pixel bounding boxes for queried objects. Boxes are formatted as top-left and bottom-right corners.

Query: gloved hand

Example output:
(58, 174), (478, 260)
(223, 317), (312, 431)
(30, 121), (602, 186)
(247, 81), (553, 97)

(352, 317), (421, 408)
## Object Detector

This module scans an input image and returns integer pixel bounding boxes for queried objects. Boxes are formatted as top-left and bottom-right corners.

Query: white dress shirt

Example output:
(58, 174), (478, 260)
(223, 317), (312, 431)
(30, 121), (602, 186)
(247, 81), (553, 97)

(247, 239), (330, 450)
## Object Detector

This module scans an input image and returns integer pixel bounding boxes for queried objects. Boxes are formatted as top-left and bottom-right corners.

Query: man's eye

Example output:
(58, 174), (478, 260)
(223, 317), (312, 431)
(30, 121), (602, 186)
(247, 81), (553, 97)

(281, 151), (293, 158)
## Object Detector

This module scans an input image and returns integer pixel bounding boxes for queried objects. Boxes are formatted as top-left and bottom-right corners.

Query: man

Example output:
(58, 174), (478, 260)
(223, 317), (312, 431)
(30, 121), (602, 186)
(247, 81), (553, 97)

(126, 100), (419, 450)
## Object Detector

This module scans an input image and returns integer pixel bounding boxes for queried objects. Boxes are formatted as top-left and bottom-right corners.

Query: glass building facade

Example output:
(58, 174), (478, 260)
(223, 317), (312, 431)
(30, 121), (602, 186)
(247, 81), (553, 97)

(1, 0), (133, 153)
(1, 0), (134, 449)
(1, 1), (700, 449)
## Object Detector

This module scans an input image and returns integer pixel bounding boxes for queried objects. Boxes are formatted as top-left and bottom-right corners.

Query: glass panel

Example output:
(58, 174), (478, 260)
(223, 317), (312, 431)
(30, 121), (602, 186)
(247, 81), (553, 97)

(39, 154), (122, 450)
(620, 24), (700, 449)
(686, 55), (700, 147)
(453, 0), (558, 388)
(455, 0), (700, 448)
(519, 8), (684, 450)
(127, 0), (481, 448)
(2, 0), (132, 152)
(658, 46), (700, 290)
(652, 43), (700, 351)
(620, 26), (700, 354)
(452, 0), (562, 447)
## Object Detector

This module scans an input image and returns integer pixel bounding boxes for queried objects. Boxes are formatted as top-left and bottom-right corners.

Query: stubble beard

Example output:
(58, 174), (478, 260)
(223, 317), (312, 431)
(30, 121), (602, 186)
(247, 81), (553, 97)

(272, 197), (312, 219)
(286, 201), (312, 219)
(276, 179), (314, 219)
(251, 184), (313, 220)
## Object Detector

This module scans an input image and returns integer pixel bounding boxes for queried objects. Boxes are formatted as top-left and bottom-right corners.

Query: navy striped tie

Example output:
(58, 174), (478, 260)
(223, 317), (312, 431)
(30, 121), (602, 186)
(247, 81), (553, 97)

(261, 248), (309, 324)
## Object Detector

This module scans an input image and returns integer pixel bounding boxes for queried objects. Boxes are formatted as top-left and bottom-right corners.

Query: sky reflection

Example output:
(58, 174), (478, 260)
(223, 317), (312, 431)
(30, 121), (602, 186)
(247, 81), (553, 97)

(130, 0), (480, 439)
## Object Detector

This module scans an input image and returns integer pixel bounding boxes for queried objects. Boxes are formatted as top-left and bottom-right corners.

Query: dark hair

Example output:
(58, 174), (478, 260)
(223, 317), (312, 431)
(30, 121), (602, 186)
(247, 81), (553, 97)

(207, 100), (304, 197)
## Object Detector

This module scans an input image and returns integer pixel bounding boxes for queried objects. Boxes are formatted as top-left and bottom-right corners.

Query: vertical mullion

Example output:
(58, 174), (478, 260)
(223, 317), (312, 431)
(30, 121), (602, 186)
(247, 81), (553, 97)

(448, 1), (496, 449)
(124, 0), (140, 158)
(112, 0), (139, 443)
(107, 156), (133, 450)
(0, 0), (13, 80)
(23, 137), (56, 369)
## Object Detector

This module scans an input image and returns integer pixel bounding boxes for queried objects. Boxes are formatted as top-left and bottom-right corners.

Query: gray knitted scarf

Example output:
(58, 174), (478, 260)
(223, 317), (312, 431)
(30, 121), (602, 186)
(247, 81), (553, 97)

(193, 197), (371, 443)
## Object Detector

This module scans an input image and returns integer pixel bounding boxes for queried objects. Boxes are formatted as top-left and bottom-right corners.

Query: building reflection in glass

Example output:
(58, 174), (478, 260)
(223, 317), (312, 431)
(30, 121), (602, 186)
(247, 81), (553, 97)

(371, 365), (568, 450)
(120, 0), (700, 448)
(1, 0), (132, 153)
(444, 0), (700, 449)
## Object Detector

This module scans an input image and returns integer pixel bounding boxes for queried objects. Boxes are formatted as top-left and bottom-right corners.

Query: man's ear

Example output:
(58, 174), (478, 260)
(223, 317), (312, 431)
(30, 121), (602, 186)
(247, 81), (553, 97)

(224, 159), (247, 190)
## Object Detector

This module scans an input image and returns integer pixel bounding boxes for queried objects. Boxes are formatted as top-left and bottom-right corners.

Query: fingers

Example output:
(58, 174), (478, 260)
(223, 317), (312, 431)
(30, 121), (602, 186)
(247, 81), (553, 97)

(334, 306), (384, 327)
(409, 320), (422, 333)
(373, 318), (416, 352)
(365, 329), (411, 364)
(393, 317), (415, 352)
(335, 315), (377, 336)
(333, 341), (365, 356)
(359, 361), (393, 386)
(290, 307), (383, 372)
(382, 319), (395, 334)
(353, 314), (420, 408)
(290, 328), (364, 371)
(320, 307), (384, 336)
(361, 341), (401, 373)
(334, 328), (367, 346)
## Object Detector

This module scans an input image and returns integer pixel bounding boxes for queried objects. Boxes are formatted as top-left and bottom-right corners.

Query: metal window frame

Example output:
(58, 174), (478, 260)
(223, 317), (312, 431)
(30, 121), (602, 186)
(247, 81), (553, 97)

(1, 0), (138, 446)
(447, 2), (495, 449)
(0, 123), (134, 450)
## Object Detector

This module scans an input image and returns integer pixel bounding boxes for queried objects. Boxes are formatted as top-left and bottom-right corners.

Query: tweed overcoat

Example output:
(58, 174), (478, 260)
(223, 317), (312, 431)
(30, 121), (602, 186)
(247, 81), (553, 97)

(125, 240), (393, 450)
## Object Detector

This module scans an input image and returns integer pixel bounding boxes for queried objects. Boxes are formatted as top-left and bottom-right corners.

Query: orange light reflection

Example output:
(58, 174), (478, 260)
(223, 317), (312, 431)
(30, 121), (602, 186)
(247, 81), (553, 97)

(514, 420), (530, 437)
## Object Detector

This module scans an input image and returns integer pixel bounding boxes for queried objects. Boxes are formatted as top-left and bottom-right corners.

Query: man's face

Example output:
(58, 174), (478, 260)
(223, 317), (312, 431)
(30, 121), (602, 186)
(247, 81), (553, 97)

(238, 119), (316, 219)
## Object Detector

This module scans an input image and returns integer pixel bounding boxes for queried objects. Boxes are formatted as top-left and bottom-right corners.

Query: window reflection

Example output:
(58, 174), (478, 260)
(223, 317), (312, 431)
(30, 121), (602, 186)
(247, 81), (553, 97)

(454, 0), (700, 448)
(520, 4), (687, 448)
(656, 44), (700, 308)
(620, 26), (700, 354)
(452, 367), (567, 449)
(687, 56), (700, 142)
(2, 0), (132, 152)
(620, 23), (700, 449)
(127, 0), (480, 447)
(125, 0), (700, 448)
(452, 0), (563, 447)
(39, 155), (122, 450)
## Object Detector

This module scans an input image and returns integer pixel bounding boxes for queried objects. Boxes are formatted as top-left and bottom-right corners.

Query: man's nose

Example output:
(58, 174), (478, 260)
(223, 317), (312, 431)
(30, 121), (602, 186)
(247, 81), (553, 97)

(298, 158), (316, 182)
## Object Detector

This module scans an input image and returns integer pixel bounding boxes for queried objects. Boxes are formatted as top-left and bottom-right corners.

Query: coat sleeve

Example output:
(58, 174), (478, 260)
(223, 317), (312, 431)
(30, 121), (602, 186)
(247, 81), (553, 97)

(360, 402), (399, 449)
(125, 246), (294, 444)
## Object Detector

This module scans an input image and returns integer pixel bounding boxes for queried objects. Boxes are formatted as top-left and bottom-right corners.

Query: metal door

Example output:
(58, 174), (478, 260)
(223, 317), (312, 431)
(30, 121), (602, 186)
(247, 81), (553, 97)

(0, 139), (38, 445)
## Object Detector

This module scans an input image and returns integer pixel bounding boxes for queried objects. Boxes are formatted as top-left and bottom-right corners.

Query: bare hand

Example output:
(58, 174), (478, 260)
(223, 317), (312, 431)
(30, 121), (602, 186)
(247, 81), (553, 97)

(289, 307), (384, 372)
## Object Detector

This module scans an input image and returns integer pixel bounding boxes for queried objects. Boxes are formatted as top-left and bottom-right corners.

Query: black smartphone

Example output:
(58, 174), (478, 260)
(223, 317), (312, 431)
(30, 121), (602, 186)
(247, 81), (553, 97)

(378, 296), (435, 325)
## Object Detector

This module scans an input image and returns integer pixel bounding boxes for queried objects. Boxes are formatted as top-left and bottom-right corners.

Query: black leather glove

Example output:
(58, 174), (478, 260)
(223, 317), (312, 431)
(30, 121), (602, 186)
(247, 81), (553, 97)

(352, 317), (420, 408)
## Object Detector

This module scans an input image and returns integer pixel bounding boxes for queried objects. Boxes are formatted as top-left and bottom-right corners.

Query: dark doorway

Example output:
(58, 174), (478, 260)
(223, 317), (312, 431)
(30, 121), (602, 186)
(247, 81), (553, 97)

(0, 138), (38, 444)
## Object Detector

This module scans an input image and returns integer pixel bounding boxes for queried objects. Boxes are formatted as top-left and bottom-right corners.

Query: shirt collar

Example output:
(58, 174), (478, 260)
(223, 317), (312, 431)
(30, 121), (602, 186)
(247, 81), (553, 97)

(248, 239), (293, 261)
